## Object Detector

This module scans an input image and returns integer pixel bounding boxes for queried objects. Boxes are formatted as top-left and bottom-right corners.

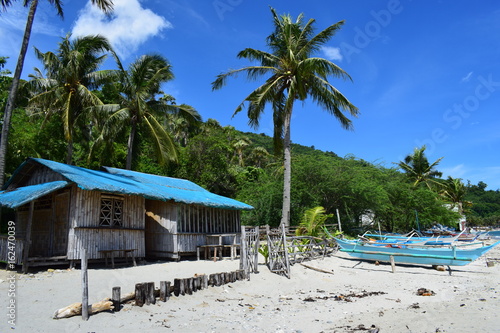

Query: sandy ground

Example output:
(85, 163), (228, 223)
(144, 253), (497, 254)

(1, 239), (499, 333)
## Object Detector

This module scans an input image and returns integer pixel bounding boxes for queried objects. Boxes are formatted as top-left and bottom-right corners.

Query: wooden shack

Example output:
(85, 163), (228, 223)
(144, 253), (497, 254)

(0, 158), (253, 269)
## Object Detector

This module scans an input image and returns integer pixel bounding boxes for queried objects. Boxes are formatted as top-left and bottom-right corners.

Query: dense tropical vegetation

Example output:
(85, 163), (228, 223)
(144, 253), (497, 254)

(1, 8), (499, 235)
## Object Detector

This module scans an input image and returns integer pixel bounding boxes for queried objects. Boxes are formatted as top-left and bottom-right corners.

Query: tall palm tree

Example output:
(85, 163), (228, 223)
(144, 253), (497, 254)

(397, 146), (443, 190)
(0, 0), (113, 185)
(212, 7), (358, 226)
(94, 54), (178, 170)
(27, 34), (115, 164)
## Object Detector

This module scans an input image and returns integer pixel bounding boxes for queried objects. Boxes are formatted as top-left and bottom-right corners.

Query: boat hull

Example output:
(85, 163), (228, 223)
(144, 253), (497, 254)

(336, 238), (500, 267)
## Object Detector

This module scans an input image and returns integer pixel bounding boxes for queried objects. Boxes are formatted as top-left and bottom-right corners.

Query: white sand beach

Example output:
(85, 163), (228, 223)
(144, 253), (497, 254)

(1, 239), (499, 333)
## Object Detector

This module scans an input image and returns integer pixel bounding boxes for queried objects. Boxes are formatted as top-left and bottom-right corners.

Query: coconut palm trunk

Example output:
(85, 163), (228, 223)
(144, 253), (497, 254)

(0, 0), (38, 187)
(281, 109), (292, 226)
(126, 120), (137, 170)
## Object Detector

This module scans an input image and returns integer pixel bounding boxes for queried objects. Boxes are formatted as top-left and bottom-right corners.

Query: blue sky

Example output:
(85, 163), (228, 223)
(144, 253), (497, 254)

(1, 0), (500, 190)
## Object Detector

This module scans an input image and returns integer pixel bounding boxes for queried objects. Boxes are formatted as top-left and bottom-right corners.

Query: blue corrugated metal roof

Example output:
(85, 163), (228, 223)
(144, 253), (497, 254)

(0, 181), (69, 208)
(0, 158), (253, 210)
(102, 166), (253, 210)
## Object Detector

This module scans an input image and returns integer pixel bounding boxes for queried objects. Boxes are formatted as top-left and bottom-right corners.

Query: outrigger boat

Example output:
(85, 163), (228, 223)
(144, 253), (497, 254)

(335, 238), (500, 267)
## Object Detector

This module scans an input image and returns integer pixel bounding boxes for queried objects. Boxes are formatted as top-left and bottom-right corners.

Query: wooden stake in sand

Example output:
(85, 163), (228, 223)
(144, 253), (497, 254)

(112, 287), (121, 312)
(82, 248), (89, 321)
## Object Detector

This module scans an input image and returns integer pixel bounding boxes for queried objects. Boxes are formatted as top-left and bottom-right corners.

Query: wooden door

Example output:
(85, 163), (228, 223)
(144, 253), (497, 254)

(52, 191), (70, 256)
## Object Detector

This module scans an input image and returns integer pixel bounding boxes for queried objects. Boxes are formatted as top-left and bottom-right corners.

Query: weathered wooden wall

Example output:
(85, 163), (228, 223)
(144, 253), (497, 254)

(7, 163), (65, 189)
(0, 235), (24, 265)
(15, 189), (70, 258)
(145, 201), (241, 258)
(177, 204), (240, 234)
(145, 200), (177, 257)
(66, 187), (145, 260)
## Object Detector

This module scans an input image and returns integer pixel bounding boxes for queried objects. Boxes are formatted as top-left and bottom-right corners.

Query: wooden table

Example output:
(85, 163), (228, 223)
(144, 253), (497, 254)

(99, 249), (137, 268)
(205, 234), (240, 261)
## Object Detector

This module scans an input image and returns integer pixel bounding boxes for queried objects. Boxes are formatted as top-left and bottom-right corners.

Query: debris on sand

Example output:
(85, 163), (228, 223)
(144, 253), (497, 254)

(416, 288), (435, 296)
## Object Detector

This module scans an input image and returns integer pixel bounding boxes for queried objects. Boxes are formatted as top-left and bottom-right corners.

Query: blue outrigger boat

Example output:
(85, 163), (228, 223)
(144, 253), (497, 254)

(335, 238), (500, 267)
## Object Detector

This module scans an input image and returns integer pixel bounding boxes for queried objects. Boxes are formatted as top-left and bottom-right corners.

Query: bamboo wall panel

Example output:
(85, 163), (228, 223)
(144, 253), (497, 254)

(15, 164), (65, 188)
(0, 236), (24, 265)
(176, 233), (205, 253)
(69, 228), (145, 260)
(176, 204), (241, 234)
(69, 188), (145, 229)
(53, 191), (70, 256)
(29, 209), (52, 257)
(66, 188), (146, 260)
(145, 200), (177, 256)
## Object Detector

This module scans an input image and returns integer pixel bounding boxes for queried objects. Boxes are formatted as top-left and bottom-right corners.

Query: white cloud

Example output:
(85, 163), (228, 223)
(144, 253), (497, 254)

(441, 164), (467, 179)
(321, 46), (343, 62)
(71, 0), (172, 59)
(461, 71), (473, 82)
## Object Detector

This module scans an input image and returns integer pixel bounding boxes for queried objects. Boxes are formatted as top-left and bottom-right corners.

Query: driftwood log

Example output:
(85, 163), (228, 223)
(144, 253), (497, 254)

(300, 263), (334, 275)
(53, 299), (113, 319)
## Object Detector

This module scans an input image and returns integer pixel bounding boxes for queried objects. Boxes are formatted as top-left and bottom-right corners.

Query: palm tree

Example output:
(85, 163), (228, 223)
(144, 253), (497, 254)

(247, 146), (271, 168)
(397, 146), (443, 190)
(440, 176), (472, 215)
(94, 54), (178, 170)
(162, 97), (202, 147)
(27, 34), (115, 164)
(212, 7), (358, 226)
(295, 206), (332, 237)
(0, 0), (113, 185)
(232, 136), (251, 167)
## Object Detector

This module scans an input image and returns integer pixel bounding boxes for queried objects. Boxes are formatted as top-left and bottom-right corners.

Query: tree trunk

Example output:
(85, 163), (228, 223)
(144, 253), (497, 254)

(66, 137), (73, 165)
(280, 109), (293, 227)
(0, 0), (38, 187)
(126, 120), (136, 170)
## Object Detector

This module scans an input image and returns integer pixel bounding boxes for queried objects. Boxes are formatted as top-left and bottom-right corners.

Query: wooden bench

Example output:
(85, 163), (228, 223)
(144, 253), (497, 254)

(99, 249), (137, 268)
(197, 245), (223, 261)
(223, 244), (241, 260)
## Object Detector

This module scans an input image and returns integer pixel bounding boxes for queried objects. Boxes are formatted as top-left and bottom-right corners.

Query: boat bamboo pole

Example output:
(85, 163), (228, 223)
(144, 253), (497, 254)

(340, 249), (472, 261)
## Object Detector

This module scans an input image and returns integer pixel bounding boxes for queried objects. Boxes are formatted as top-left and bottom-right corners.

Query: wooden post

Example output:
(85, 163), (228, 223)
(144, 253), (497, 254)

(173, 279), (181, 296)
(160, 281), (169, 302)
(112, 287), (121, 312)
(202, 275), (208, 289)
(208, 274), (215, 287)
(390, 255), (396, 273)
(81, 248), (89, 321)
(192, 277), (199, 292)
(145, 282), (155, 305)
(135, 283), (145, 307)
(336, 209), (342, 233)
(185, 278), (193, 295)
(22, 201), (35, 274)
(253, 227), (260, 274)
(240, 226), (247, 272)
